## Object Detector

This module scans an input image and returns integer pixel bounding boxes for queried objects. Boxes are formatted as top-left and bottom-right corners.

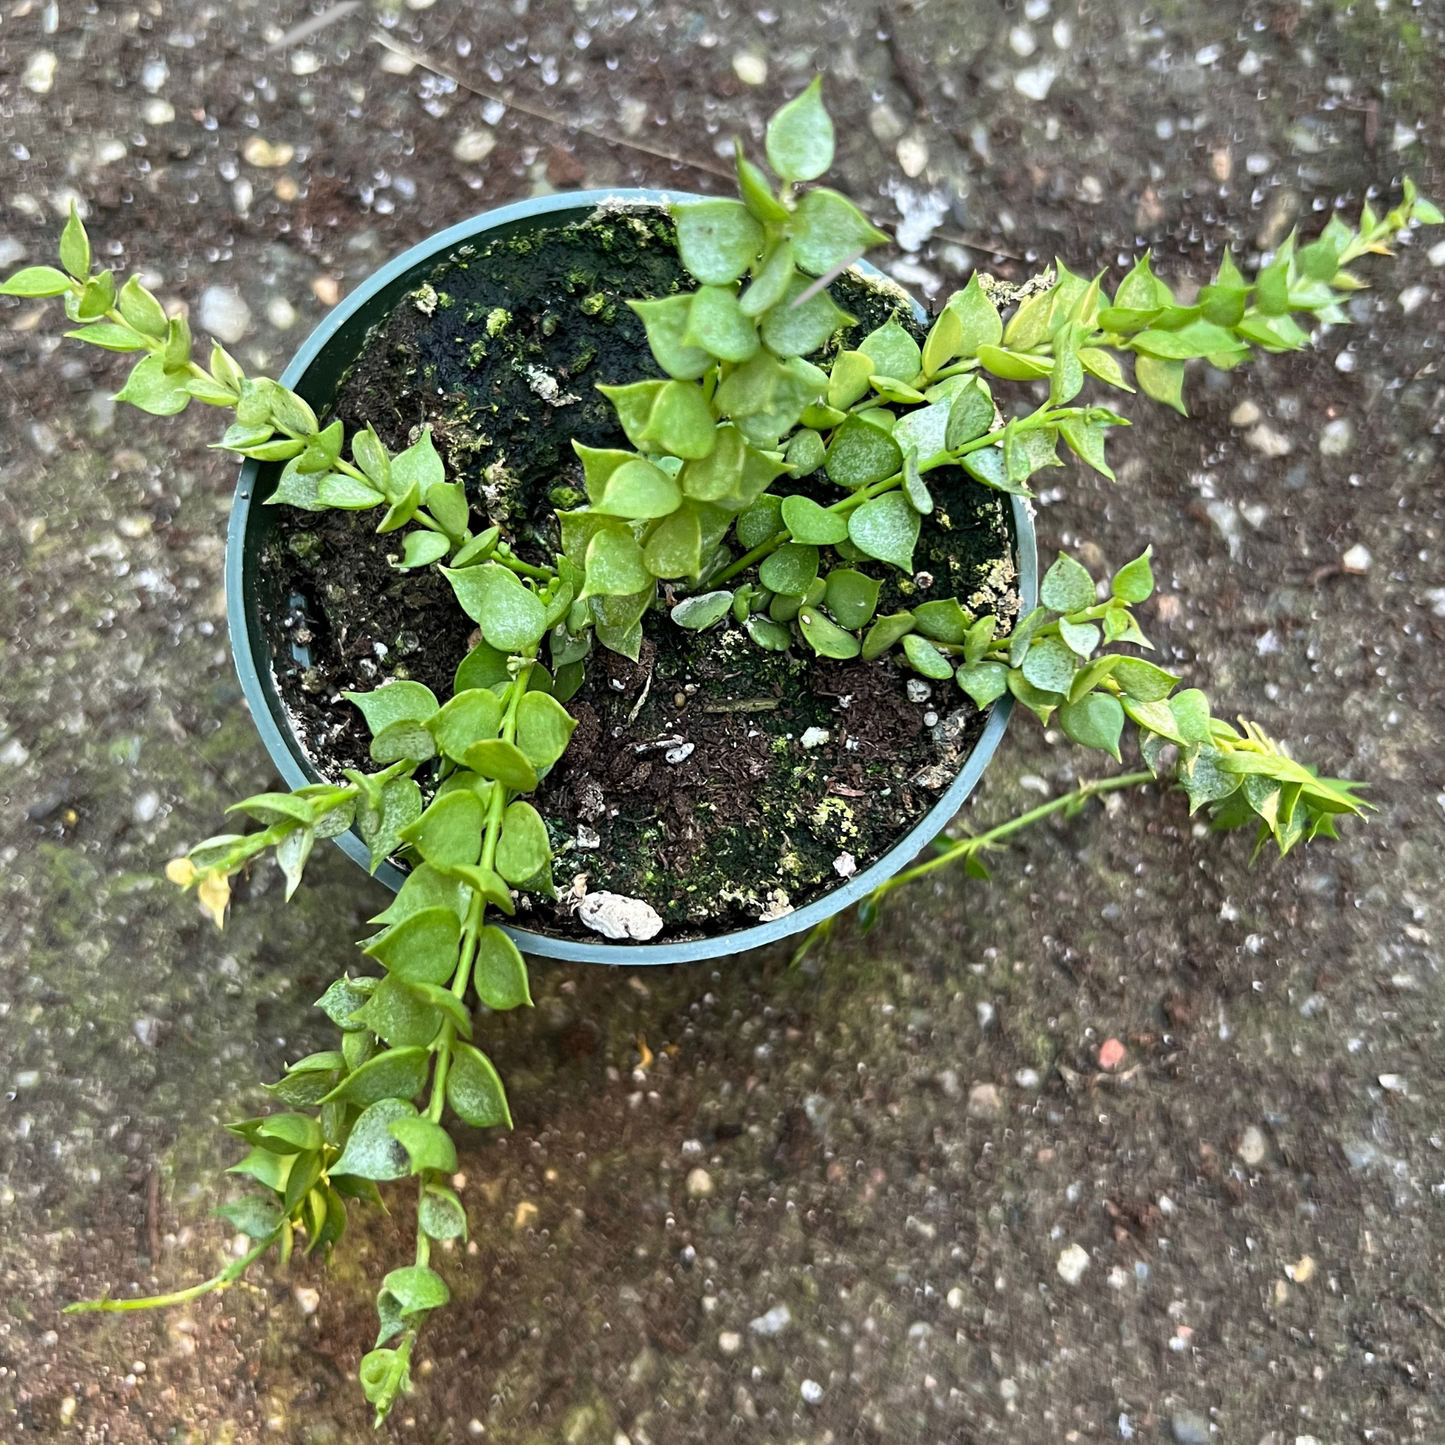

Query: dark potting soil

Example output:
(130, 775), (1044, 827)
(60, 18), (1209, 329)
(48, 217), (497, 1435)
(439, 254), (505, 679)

(259, 205), (1017, 941)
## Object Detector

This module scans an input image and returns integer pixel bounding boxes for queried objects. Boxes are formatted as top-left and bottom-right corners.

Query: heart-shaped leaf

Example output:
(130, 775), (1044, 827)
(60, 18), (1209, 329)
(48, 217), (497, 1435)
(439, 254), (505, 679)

(329, 1097), (418, 1179)
(495, 801), (551, 885)
(823, 569), (880, 630)
(428, 689), (504, 765)
(847, 492), (919, 572)
(345, 681), (440, 736)
(446, 1043), (511, 1129)
(671, 590), (734, 630)
(443, 563), (548, 651)
(826, 414), (903, 489)
(759, 542), (820, 597)
(859, 320), (921, 384)
(398, 790), (484, 871)
(1058, 693), (1125, 760)
(515, 690), (576, 770)
(593, 457), (682, 518)
(672, 199), (764, 286)
(791, 189), (890, 275)
(781, 494), (848, 546)
(912, 598), (971, 644)
(388, 1118), (457, 1176)
(626, 294), (711, 380)
(683, 285), (759, 363)
(759, 275), (854, 358)
(1040, 551), (1096, 613)
(766, 75), (834, 181)
(582, 528), (653, 598)
(473, 926), (531, 1011)
(364, 907), (463, 986)
(955, 661), (1008, 708)
(464, 739), (539, 793)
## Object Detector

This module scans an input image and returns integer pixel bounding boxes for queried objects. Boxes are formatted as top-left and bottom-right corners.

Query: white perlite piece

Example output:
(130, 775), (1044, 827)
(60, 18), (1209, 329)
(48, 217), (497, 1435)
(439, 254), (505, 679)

(523, 365), (578, 407)
(800, 727), (830, 750)
(748, 1303), (791, 1336)
(758, 888), (793, 922)
(577, 892), (663, 941)
(833, 852), (857, 879)
(1056, 1243), (1091, 1285)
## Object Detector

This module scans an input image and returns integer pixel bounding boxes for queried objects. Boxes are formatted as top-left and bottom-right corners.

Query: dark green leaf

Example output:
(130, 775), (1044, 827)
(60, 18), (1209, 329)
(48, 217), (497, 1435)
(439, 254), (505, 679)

(826, 413), (903, 489)
(388, 1117), (457, 1175)
(365, 907), (463, 986)
(322, 1048), (431, 1111)
(670, 589), (734, 630)
(902, 633), (954, 679)
(215, 1195), (282, 1240)
(861, 610), (915, 660)
(912, 598), (972, 644)
(1040, 551), (1096, 613)
(1058, 693), (1125, 760)
(955, 660), (1008, 708)
(759, 542), (820, 597)
(495, 800), (551, 885)
(745, 615), (792, 651)
(780, 494), (848, 546)
(823, 569), (880, 630)
(474, 925), (532, 1011)
(847, 492), (919, 572)
(447, 1043), (512, 1129)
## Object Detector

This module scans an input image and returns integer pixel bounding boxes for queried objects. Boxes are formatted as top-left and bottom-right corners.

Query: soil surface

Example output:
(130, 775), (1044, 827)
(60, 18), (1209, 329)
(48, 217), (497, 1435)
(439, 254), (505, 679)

(2, 3), (1445, 1443)
(259, 214), (1014, 937)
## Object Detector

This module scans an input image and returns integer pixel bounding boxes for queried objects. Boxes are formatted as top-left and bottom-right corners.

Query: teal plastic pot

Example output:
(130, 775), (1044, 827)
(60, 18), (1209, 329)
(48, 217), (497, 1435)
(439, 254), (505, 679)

(226, 189), (1038, 964)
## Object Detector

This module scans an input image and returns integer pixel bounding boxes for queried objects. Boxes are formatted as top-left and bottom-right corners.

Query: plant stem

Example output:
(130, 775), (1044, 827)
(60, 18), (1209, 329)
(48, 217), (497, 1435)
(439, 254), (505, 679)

(63, 1232), (278, 1313)
(874, 771), (1154, 901)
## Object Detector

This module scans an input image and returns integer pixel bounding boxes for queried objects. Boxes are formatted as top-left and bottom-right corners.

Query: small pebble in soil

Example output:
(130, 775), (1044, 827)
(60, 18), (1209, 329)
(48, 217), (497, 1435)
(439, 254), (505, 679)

(1246, 423), (1293, 457)
(800, 727), (830, 749)
(1056, 1243), (1090, 1285)
(1319, 418), (1354, 456)
(1237, 1125), (1268, 1166)
(748, 1303), (791, 1336)
(1286, 1254), (1315, 1283)
(966, 1083), (1002, 1119)
(685, 1167), (714, 1199)
(293, 1286), (320, 1316)
(833, 852), (857, 878)
(1341, 543), (1372, 573)
(906, 679), (932, 703)
(1230, 400), (1262, 426)
(800, 1380), (824, 1405)
(664, 742), (694, 764)
(1335, 349), (1356, 372)
(1014, 1068), (1041, 1089)
(718, 1331), (742, 1355)
(1170, 1409), (1210, 1444)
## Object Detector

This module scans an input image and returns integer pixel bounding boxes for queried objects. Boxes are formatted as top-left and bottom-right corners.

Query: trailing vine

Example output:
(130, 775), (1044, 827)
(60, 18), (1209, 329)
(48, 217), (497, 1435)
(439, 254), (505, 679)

(5, 78), (1436, 1425)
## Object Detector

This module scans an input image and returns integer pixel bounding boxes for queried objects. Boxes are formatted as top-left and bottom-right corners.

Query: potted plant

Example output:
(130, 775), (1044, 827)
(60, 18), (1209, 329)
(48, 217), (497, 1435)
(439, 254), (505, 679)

(5, 79), (1436, 1425)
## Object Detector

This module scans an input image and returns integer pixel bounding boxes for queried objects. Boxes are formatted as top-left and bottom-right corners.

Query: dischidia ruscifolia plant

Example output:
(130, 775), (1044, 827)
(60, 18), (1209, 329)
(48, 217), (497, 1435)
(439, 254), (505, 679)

(5, 78), (1437, 1424)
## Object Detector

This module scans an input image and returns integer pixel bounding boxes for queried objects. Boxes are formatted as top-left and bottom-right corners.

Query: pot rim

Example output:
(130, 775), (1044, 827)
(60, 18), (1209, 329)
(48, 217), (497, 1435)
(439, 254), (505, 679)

(226, 188), (1038, 964)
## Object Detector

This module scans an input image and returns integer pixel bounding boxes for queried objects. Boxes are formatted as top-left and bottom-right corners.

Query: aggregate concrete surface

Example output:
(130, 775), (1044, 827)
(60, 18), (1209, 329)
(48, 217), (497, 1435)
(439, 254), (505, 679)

(1, 1), (1443, 1441)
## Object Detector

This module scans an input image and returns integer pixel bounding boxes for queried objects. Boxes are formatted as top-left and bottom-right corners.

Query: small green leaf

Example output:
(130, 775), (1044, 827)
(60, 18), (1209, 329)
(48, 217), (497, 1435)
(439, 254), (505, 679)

(1058, 618), (1099, 657)
(474, 925), (531, 1011)
(317, 474), (386, 509)
(848, 492), (919, 572)
(861, 610), (915, 660)
(735, 141), (791, 223)
(428, 689), (505, 765)
(419, 1186), (468, 1242)
(114, 354), (190, 416)
(581, 528), (653, 598)
(1040, 552), (1096, 613)
(671, 590), (734, 629)
(395, 531), (450, 570)
(0, 264), (71, 297)
(745, 615), (792, 651)
(447, 1042), (512, 1129)
(593, 458), (682, 519)
(515, 690), (576, 770)
(759, 542), (820, 597)
(780, 494), (848, 546)
(823, 569), (880, 630)
(495, 800), (551, 885)
(672, 199), (765, 286)
(1111, 546), (1155, 603)
(921, 307), (964, 377)
(962, 614), (997, 664)
(1006, 668), (1066, 726)
(323, 1050), (431, 1112)
(1078, 347), (1132, 391)
(215, 1195), (282, 1240)
(1058, 693), (1125, 760)
(1134, 355), (1186, 415)
(739, 239), (796, 317)
(388, 1118), (457, 1176)
(425, 480), (469, 538)
(912, 598), (972, 644)
(64, 321), (145, 352)
(859, 319), (922, 384)
(766, 75), (834, 182)
(826, 350), (875, 411)
(443, 562), (548, 651)
(826, 414), (903, 489)
(116, 274), (169, 337)
(644, 504), (704, 578)
(955, 660), (1008, 708)
(902, 633), (954, 679)
(683, 285), (759, 364)
(352, 425), (392, 490)
(627, 294), (711, 380)
(464, 739), (539, 793)
(1021, 636), (1076, 694)
(791, 188), (891, 276)
(364, 907), (464, 986)
(256, 1112), (323, 1155)
(945, 274), (1004, 355)
(316, 976), (376, 1028)
(798, 606), (860, 659)
(760, 275), (854, 358)
(455, 637), (512, 693)
(737, 494), (785, 551)
(1112, 656), (1179, 702)
(944, 381), (995, 449)
(351, 976), (444, 1049)
(345, 681), (440, 736)
(383, 1263), (450, 1313)
(976, 345), (1053, 381)
(901, 449), (933, 515)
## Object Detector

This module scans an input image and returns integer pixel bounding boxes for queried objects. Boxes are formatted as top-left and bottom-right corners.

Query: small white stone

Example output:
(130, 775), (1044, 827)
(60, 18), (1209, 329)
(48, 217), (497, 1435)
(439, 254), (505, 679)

(1014, 1067), (1041, 1089)
(452, 128), (496, 164)
(1398, 284), (1430, 316)
(293, 1286), (320, 1316)
(1050, 17), (1072, 46)
(1238, 49), (1262, 76)
(1195, 43), (1221, 66)
(1056, 1243), (1090, 1285)
(1246, 152), (1273, 175)
(966, 1083), (1002, 1119)
(748, 1303), (791, 1336)
(832, 852), (857, 879)
(1013, 63), (1058, 101)
(906, 679), (932, 703)
(800, 727), (830, 750)
(1428, 239), (1445, 267)
(1237, 1125), (1268, 1166)
(664, 742), (695, 765)
(1229, 399), (1261, 427)
(896, 135), (929, 179)
(1334, 350), (1356, 373)
(1008, 25), (1037, 57)
(198, 286), (253, 345)
(141, 58), (169, 93)
(133, 791), (160, 825)
(1107, 1266), (1130, 1290)
(685, 1167), (715, 1199)
(732, 52), (768, 86)
(1391, 122), (1418, 153)
(718, 1331), (742, 1355)
(868, 103), (906, 143)
(265, 296), (297, 331)
(289, 49), (321, 76)
(800, 1380), (824, 1405)
(23, 50), (57, 93)
(142, 97), (175, 125)
(575, 824), (600, 850)
(1318, 417), (1353, 456)
(1246, 423), (1292, 458)
(577, 892), (664, 941)
(0, 237), (25, 269)
(1341, 543), (1372, 573)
